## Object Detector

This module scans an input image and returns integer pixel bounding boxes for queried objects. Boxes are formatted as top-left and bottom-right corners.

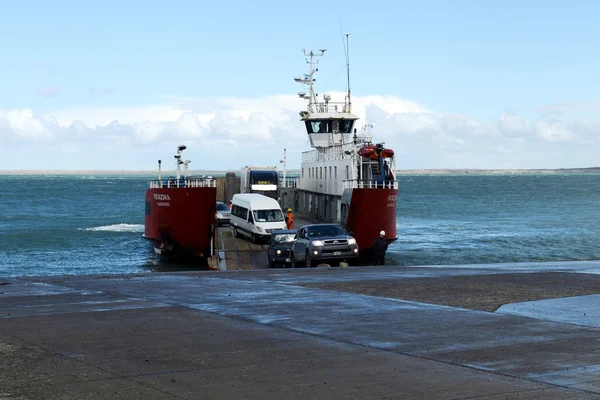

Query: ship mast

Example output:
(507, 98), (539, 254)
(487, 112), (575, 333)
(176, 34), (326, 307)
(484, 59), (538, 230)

(294, 49), (326, 112)
(294, 42), (359, 149)
(344, 33), (352, 114)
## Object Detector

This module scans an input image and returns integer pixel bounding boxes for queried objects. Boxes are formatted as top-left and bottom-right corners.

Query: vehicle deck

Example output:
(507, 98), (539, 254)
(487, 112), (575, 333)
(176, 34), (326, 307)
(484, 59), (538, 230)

(216, 213), (318, 270)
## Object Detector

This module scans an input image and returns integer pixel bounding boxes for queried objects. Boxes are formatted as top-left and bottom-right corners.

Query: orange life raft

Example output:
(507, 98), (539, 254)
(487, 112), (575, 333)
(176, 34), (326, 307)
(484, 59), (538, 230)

(357, 145), (395, 160)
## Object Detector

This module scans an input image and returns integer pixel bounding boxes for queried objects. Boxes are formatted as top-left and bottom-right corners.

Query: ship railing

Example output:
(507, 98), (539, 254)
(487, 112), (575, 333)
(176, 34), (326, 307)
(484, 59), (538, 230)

(343, 179), (398, 190)
(148, 178), (216, 189)
(308, 101), (350, 114)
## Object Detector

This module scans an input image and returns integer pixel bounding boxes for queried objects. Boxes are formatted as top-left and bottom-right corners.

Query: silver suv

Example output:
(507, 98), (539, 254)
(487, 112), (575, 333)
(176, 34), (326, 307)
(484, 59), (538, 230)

(290, 224), (359, 268)
(215, 201), (231, 226)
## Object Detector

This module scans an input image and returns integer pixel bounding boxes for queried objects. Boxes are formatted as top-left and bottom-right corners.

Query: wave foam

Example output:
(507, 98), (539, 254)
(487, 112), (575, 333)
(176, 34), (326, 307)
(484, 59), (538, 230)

(82, 224), (144, 233)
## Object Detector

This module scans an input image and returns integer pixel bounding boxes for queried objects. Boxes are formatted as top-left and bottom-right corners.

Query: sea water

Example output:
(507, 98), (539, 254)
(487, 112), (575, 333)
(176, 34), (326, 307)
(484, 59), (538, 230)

(1, 173), (599, 277)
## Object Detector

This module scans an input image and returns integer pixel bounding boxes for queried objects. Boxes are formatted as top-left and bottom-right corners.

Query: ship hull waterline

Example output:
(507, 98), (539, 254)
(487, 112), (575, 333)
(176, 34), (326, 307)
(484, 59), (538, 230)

(144, 186), (217, 266)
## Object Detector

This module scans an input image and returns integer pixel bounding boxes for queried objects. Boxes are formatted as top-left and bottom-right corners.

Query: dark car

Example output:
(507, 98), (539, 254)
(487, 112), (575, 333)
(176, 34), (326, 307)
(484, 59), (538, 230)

(267, 229), (297, 268)
(290, 224), (359, 268)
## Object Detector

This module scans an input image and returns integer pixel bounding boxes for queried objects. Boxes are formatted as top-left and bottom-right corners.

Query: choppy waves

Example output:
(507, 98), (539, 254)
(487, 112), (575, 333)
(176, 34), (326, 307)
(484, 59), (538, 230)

(81, 224), (144, 233)
(2, 174), (600, 277)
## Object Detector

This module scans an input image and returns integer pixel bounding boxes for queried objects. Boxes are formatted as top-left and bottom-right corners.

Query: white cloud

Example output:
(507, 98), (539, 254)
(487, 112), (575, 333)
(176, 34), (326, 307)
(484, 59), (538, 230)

(173, 112), (204, 138)
(498, 113), (530, 137)
(0, 93), (599, 170)
(0, 109), (55, 141)
(533, 120), (574, 142)
(132, 120), (165, 144)
(537, 101), (600, 116)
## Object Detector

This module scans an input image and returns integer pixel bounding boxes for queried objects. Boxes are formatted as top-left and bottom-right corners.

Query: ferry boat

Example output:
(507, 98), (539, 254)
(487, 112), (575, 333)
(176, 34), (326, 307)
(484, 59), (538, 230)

(292, 43), (398, 256)
(143, 145), (217, 265)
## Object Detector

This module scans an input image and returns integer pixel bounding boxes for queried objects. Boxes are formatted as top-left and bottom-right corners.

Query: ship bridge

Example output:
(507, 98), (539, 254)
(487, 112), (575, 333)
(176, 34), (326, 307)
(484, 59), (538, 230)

(299, 98), (359, 148)
(295, 48), (360, 149)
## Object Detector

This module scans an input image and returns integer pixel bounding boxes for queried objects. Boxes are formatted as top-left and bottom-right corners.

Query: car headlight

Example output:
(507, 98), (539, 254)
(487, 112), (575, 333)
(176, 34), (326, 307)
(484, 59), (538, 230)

(217, 213), (223, 218)
(257, 226), (263, 232)
(311, 240), (324, 247)
(348, 238), (356, 245)
(276, 249), (281, 255)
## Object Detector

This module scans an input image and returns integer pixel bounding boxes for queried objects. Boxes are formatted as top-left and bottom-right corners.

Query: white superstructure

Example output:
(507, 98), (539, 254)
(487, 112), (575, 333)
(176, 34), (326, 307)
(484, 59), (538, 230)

(292, 42), (397, 223)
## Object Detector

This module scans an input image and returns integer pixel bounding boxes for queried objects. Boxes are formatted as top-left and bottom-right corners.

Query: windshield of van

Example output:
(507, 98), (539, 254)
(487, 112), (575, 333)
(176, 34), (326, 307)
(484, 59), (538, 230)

(253, 209), (284, 222)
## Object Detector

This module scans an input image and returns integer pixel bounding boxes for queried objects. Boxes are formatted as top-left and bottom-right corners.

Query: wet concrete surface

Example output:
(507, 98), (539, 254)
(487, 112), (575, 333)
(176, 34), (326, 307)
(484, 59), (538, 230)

(2, 261), (600, 398)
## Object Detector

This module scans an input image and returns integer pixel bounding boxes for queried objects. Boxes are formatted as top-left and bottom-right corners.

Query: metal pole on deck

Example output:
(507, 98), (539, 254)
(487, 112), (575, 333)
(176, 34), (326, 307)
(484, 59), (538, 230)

(280, 148), (287, 188)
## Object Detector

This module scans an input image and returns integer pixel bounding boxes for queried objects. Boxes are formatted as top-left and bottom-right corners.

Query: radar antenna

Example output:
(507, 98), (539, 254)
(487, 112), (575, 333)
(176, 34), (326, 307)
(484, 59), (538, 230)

(174, 144), (187, 180)
(294, 49), (326, 112)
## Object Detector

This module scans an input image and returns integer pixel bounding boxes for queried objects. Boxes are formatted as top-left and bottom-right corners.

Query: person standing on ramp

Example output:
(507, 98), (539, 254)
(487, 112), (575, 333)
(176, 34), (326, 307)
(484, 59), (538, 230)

(373, 230), (388, 265)
(285, 208), (294, 230)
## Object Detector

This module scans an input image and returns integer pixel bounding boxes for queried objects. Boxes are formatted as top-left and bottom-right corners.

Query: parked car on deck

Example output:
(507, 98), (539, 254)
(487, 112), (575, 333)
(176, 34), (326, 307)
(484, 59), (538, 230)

(267, 229), (297, 268)
(216, 201), (231, 226)
(290, 224), (359, 268)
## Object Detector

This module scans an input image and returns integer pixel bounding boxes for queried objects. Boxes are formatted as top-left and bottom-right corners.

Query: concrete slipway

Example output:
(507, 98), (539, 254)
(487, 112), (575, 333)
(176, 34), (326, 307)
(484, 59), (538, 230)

(2, 260), (600, 399)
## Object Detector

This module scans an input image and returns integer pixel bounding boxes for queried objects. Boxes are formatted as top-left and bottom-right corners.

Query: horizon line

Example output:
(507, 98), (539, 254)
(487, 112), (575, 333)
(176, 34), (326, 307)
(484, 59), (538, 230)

(1, 167), (599, 175)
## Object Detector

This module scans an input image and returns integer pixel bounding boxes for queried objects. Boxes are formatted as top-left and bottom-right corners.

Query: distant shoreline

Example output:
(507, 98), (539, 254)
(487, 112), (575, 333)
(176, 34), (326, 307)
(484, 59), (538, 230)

(398, 167), (600, 175)
(1, 168), (599, 176)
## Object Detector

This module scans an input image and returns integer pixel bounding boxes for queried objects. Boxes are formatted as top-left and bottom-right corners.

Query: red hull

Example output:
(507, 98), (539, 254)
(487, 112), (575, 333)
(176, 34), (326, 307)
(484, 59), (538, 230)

(144, 187), (217, 259)
(344, 188), (398, 252)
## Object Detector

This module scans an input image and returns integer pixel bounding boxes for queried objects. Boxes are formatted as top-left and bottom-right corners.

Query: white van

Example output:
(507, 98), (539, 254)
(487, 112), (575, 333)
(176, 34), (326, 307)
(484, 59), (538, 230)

(230, 193), (287, 243)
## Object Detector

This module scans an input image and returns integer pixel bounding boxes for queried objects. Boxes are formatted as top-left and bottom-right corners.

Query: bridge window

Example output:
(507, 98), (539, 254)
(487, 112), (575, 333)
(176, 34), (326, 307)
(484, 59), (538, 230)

(305, 119), (355, 134)
(332, 120), (339, 132)
(340, 120), (354, 133)
(305, 120), (330, 133)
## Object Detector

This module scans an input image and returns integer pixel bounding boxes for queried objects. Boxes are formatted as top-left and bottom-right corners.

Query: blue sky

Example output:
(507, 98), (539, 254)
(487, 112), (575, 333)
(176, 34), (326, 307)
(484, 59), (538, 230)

(1, 0), (599, 170)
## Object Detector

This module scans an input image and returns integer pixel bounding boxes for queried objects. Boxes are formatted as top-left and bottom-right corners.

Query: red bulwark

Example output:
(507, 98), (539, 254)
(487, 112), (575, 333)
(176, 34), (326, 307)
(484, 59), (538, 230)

(144, 187), (217, 259)
(345, 188), (398, 251)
